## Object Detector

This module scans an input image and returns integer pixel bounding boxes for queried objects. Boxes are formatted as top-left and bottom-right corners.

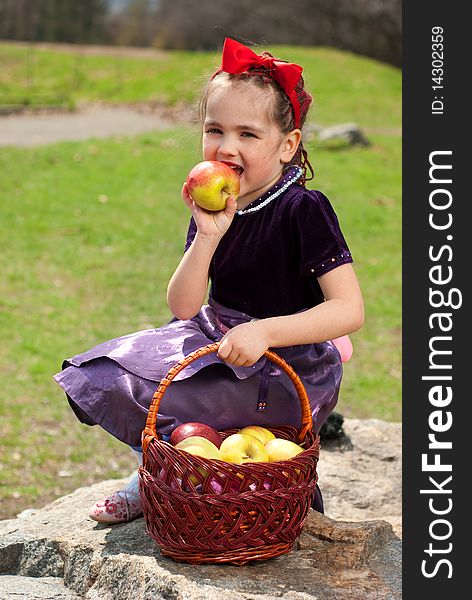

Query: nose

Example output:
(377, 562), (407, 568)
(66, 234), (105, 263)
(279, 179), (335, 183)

(217, 135), (238, 159)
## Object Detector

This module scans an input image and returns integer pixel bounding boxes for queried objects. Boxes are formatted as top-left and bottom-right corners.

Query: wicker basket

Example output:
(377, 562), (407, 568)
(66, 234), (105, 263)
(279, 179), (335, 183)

(139, 342), (320, 565)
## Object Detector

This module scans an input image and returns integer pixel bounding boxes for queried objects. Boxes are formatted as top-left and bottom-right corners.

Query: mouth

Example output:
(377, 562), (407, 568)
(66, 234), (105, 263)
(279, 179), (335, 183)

(221, 161), (244, 178)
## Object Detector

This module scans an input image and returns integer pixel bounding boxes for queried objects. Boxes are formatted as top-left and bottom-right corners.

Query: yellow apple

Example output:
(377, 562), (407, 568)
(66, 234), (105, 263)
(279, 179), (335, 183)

(219, 433), (269, 464)
(186, 160), (240, 211)
(174, 436), (221, 459)
(239, 425), (276, 445)
(265, 438), (304, 462)
(174, 436), (221, 488)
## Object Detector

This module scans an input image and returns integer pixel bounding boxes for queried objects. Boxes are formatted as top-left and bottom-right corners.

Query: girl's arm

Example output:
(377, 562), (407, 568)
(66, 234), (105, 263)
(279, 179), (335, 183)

(217, 263), (364, 366)
(167, 233), (220, 320)
(167, 183), (237, 320)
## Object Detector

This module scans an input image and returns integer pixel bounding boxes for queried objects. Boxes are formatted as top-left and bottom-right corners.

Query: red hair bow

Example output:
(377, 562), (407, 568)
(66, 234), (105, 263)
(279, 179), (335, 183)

(214, 37), (304, 128)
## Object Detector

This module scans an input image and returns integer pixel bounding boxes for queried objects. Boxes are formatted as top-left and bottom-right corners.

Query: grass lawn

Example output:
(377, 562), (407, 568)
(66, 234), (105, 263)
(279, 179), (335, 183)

(0, 43), (401, 519)
(0, 42), (401, 129)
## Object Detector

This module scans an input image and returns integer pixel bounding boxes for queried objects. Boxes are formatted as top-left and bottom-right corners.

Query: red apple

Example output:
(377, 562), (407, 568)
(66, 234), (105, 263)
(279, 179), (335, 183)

(169, 422), (222, 448)
(186, 160), (240, 211)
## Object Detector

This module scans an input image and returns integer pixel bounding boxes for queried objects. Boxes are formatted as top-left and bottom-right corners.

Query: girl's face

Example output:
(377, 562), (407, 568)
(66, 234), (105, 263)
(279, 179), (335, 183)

(203, 82), (299, 209)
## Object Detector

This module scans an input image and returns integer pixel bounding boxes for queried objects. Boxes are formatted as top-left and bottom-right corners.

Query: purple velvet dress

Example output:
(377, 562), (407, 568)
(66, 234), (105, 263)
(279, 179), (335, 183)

(54, 167), (353, 448)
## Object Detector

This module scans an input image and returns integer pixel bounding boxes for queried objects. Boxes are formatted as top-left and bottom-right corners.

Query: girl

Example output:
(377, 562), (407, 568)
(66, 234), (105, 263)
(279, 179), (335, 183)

(54, 38), (364, 524)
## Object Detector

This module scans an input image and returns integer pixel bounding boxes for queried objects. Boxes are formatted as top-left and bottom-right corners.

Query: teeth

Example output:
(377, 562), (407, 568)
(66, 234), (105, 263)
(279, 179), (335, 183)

(222, 162), (243, 175)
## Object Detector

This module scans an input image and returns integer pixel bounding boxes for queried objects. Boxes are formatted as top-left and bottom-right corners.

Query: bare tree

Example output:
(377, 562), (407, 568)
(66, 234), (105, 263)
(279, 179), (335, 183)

(113, 0), (159, 46)
(152, 0), (401, 66)
(0, 0), (401, 65)
(0, 0), (41, 40)
(0, 0), (107, 43)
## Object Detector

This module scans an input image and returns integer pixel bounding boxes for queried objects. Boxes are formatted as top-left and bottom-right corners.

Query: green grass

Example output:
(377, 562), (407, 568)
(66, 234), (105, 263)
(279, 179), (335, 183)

(312, 136), (402, 419)
(0, 43), (217, 108)
(0, 42), (401, 129)
(0, 43), (401, 519)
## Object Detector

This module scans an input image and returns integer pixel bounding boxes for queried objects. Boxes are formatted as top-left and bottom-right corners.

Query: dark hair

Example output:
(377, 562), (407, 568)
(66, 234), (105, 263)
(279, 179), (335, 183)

(198, 62), (314, 186)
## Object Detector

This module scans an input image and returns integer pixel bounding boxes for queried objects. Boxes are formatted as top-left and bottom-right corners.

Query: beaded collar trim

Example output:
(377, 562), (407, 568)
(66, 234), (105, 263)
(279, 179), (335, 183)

(236, 166), (303, 216)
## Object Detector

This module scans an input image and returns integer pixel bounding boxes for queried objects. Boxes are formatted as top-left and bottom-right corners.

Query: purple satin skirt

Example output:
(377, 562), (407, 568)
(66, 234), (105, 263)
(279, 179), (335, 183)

(54, 298), (343, 447)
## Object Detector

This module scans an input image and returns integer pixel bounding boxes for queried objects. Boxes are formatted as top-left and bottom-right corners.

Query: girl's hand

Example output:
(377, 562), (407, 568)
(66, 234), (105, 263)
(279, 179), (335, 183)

(182, 182), (238, 239)
(217, 321), (269, 367)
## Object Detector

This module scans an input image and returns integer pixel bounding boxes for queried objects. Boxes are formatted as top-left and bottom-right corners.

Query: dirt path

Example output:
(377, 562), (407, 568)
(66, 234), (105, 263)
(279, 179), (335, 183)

(0, 42), (195, 147)
(0, 104), (189, 147)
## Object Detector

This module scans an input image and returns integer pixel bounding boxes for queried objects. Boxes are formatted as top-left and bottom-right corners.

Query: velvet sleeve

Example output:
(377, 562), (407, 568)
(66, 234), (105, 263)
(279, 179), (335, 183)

(290, 189), (353, 278)
(184, 217), (197, 252)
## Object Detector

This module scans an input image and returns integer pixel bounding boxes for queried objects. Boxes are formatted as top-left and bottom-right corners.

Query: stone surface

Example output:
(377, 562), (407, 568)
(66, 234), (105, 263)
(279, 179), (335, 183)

(318, 418), (402, 537)
(0, 576), (80, 599)
(304, 123), (371, 147)
(0, 418), (402, 599)
(299, 510), (395, 568)
(318, 123), (371, 147)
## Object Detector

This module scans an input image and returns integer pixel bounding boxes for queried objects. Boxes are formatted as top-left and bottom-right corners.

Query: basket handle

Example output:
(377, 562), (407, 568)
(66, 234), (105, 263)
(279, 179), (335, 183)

(142, 342), (313, 452)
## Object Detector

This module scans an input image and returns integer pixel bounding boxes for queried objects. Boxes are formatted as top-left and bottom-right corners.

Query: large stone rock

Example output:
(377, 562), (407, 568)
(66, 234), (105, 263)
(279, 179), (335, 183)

(318, 418), (402, 536)
(0, 418), (401, 599)
(0, 576), (81, 599)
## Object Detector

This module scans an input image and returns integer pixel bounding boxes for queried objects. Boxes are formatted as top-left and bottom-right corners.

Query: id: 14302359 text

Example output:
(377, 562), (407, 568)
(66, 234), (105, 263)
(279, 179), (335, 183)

(432, 26), (445, 115)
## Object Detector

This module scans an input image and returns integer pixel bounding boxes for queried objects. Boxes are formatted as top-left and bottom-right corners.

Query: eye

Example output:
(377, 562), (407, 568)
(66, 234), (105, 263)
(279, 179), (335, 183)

(241, 131), (257, 138)
(205, 128), (222, 135)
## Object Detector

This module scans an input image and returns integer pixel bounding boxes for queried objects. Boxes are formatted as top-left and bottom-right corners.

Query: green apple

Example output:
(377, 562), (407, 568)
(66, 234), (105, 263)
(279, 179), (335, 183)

(186, 160), (240, 211)
(239, 425), (276, 445)
(219, 433), (269, 464)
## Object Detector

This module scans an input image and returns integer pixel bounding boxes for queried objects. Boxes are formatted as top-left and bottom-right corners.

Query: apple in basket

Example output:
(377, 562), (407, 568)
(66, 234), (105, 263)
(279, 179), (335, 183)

(169, 422), (222, 448)
(249, 480), (272, 491)
(186, 160), (240, 211)
(206, 475), (239, 494)
(174, 436), (221, 459)
(265, 438), (304, 462)
(219, 433), (269, 464)
(239, 425), (276, 445)
(174, 436), (221, 488)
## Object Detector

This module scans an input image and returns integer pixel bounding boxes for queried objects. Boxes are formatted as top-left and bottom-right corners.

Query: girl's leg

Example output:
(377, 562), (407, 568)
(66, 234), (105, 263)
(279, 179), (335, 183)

(331, 335), (353, 363)
(311, 483), (324, 513)
(88, 447), (143, 524)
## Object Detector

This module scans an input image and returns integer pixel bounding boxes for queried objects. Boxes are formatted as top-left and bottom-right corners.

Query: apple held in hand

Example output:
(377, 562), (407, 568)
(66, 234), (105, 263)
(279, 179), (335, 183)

(186, 160), (240, 211)
(170, 422), (222, 448)
(239, 425), (276, 445)
(219, 433), (269, 464)
(265, 438), (304, 462)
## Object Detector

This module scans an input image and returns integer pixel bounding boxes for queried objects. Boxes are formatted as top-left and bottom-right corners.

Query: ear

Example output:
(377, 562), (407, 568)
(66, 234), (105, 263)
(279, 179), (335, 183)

(281, 128), (302, 163)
